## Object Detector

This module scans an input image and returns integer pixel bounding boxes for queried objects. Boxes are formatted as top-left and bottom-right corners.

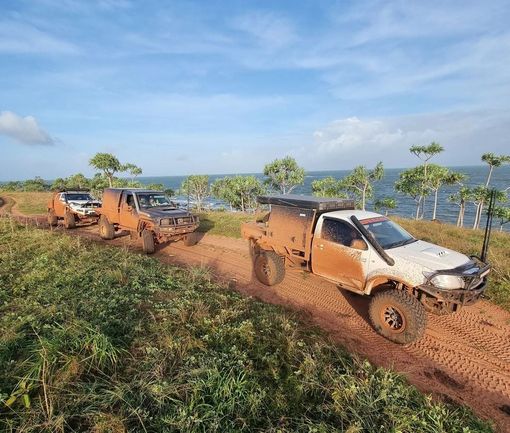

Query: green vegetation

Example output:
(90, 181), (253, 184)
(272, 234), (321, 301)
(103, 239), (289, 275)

(211, 176), (266, 211)
(181, 175), (210, 211)
(0, 219), (492, 432)
(263, 156), (305, 194)
(312, 162), (384, 210)
(198, 211), (263, 238)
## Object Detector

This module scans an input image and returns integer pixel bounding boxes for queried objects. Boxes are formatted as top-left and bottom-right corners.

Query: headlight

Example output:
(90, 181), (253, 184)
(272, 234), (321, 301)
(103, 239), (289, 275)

(424, 272), (465, 289)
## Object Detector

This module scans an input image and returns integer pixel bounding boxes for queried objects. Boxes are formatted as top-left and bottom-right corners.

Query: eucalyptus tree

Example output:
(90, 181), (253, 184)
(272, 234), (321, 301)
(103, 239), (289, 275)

(395, 166), (426, 219)
(373, 197), (397, 216)
(181, 175), (210, 211)
(311, 176), (346, 198)
(123, 163), (143, 185)
(339, 162), (384, 210)
(66, 173), (90, 189)
(427, 166), (465, 220)
(494, 206), (510, 231)
(263, 156), (305, 194)
(448, 186), (472, 228)
(89, 153), (123, 187)
(408, 142), (444, 218)
(472, 153), (510, 229)
(212, 175), (266, 211)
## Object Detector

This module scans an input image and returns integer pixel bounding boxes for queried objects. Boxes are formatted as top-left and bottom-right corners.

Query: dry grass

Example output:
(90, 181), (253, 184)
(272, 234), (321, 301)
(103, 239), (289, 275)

(0, 191), (51, 215)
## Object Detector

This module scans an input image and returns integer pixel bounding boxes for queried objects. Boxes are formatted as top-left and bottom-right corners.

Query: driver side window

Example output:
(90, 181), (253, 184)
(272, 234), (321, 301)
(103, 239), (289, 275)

(321, 219), (367, 250)
(125, 193), (134, 207)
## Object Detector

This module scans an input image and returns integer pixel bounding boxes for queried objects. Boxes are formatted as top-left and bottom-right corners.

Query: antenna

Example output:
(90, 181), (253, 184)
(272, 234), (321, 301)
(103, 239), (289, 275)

(480, 189), (496, 263)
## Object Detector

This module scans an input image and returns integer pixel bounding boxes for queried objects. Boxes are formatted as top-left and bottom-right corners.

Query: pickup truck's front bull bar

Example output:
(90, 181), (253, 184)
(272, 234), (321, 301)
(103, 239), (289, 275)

(419, 258), (490, 306)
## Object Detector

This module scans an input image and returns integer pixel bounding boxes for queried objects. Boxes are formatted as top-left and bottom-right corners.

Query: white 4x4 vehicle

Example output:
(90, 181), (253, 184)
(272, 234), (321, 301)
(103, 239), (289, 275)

(242, 195), (490, 344)
(47, 190), (101, 228)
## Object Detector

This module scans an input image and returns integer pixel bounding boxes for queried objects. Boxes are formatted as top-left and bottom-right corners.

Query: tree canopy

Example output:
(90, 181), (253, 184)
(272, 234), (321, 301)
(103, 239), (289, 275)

(263, 156), (305, 194)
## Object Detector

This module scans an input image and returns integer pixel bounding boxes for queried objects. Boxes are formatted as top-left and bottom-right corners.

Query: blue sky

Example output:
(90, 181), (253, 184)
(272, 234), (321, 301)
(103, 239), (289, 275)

(1, 0), (509, 180)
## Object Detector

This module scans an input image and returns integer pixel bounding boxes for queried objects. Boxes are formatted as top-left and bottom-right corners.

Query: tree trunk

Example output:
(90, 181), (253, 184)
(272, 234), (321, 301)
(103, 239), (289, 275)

(485, 166), (494, 187)
(457, 202), (465, 227)
(473, 204), (480, 229)
(108, 175), (113, 188)
(415, 198), (421, 220)
(361, 188), (366, 211)
(432, 189), (439, 220)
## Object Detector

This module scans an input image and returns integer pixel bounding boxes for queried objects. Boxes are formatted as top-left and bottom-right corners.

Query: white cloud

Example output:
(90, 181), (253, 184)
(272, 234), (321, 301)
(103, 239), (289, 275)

(0, 111), (54, 145)
(302, 110), (510, 169)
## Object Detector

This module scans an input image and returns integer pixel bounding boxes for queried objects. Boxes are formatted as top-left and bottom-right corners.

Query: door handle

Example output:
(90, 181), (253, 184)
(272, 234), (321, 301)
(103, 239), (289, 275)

(318, 244), (324, 250)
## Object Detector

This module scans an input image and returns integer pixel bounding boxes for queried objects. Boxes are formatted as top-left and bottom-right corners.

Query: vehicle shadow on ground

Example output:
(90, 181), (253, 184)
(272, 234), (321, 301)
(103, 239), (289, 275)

(341, 289), (372, 325)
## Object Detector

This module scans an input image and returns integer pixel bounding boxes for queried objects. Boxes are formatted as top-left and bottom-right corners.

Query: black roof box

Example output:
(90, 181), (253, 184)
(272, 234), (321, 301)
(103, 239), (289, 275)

(257, 194), (355, 211)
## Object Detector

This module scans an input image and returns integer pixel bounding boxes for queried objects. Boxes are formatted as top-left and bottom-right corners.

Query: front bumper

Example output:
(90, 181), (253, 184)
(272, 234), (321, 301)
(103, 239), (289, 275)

(418, 280), (487, 306)
(418, 259), (490, 306)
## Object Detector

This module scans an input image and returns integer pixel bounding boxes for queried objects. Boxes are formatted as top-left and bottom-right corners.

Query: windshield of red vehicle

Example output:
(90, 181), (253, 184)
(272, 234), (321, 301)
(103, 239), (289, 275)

(361, 216), (416, 249)
(136, 193), (174, 208)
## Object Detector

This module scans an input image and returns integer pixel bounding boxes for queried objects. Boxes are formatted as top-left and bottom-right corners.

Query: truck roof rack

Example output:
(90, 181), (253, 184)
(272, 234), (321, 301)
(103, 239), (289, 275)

(57, 188), (91, 193)
(257, 194), (355, 211)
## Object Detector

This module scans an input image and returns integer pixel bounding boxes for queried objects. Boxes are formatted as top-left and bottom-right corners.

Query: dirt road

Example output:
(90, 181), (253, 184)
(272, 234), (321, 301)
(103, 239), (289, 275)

(2, 202), (510, 431)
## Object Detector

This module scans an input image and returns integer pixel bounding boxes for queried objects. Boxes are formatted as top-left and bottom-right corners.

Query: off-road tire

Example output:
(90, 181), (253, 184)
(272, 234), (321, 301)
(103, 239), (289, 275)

(369, 289), (427, 344)
(99, 216), (115, 240)
(183, 232), (199, 246)
(63, 211), (76, 229)
(47, 210), (58, 227)
(142, 229), (155, 254)
(254, 251), (285, 286)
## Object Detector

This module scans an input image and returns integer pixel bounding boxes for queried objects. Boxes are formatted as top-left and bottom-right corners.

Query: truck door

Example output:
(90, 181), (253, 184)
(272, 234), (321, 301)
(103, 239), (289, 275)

(311, 217), (370, 291)
(54, 193), (66, 216)
(119, 192), (138, 230)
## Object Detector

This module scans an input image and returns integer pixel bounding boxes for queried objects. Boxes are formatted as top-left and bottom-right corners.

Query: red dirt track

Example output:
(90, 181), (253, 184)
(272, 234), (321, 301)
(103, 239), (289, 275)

(1, 200), (510, 432)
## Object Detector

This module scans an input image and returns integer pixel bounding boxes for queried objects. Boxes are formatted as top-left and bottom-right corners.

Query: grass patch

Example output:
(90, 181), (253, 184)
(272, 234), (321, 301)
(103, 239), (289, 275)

(198, 211), (264, 238)
(0, 219), (493, 432)
(0, 191), (51, 215)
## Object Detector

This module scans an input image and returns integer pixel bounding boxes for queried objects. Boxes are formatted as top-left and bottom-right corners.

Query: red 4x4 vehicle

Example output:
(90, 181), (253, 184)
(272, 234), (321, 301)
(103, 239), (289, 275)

(97, 188), (200, 253)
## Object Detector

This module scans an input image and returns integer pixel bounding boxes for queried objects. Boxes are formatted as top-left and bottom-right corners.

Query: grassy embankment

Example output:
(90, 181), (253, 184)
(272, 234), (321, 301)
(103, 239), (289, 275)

(0, 218), (493, 432)
(1, 191), (508, 310)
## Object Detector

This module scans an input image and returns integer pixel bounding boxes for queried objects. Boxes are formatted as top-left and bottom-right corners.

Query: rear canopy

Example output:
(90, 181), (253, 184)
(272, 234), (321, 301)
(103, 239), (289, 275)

(257, 194), (355, 211)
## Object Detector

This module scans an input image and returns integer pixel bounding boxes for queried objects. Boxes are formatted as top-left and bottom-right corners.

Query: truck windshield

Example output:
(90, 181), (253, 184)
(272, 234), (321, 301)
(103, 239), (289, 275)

(66, 193), (93, 201)
(137, 193), (174, 209)
(361, 217), (416, 250)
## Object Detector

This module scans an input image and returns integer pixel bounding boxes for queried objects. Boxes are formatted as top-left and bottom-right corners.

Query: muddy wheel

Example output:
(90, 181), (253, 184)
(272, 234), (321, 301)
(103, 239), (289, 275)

(47, 210), (58, 227)
(183, 232), (199, 246)
(254, 251), (285, 286)
(369, 290), (427, 344)
(99, 216), (115, 240)
(63, 211), (76, 229)
(142, 230), (155, 254)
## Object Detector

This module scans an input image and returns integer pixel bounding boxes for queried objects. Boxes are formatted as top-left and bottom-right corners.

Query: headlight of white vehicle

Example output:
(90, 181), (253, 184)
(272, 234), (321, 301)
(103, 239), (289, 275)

(424, 272), (465, 289)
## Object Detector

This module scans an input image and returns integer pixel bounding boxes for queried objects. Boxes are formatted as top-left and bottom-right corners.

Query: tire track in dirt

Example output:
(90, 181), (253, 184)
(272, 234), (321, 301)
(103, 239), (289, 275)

(1, 200), (510, 432)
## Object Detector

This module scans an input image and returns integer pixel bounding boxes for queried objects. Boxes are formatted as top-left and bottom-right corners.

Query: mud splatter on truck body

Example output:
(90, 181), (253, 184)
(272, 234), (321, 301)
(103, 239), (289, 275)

(242, 194), (490, 344)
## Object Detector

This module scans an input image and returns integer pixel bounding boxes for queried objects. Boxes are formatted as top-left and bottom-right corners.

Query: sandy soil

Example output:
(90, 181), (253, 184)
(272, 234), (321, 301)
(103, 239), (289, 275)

(2, 199), (509, 432)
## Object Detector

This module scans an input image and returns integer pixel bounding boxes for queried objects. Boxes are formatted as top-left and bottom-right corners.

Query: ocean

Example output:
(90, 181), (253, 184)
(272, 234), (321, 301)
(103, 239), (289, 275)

(138, 165), (510, 230)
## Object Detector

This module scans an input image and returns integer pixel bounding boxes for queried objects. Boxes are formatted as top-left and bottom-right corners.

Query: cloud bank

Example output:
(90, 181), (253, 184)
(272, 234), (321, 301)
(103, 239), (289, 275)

(0, 111), (54, 145)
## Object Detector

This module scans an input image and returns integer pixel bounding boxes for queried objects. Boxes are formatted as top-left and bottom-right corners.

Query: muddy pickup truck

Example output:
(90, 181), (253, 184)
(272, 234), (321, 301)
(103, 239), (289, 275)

(47, 189), (101, 229)
(242, 195), (490, 344)
(97, 188), (199, 254)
